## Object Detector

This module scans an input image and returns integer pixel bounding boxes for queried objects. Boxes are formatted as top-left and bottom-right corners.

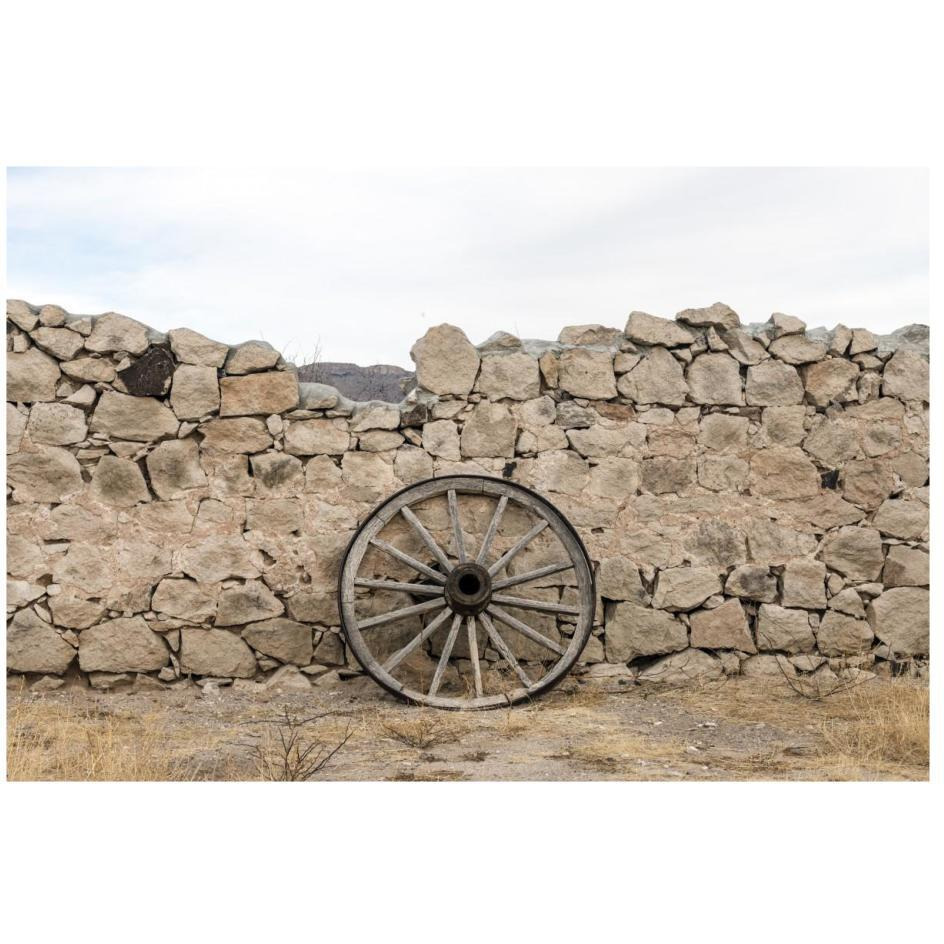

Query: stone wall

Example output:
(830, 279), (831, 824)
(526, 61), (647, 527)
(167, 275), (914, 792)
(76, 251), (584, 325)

(6, 299), (930, 694)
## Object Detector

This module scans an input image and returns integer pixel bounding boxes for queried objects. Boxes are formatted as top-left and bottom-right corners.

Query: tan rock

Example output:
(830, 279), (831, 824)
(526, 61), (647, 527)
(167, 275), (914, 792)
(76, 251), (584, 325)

(882, 350), (928, 401)
(697, 455), (749, 492)
(220, 371), (299, 416)
(780, 559), (826, 609)
(820, 527), (884, 581)
(85, 313), (150, 355)
(652, 566), (721, 611)
(640, 457), (696, 494)
(146, 438), (208, 499)
(724, 564), (778, 602)
(421, 420), (461, 460)
(828, 587), (865, 618)
(802, 359), (860, 406)
(168, 327), (229, 367)
(840, 459), (895, 510)
(477, 352), (541, 400)
(460, 401), (517, 458)
(7, 299), (38, 331)
(60, 356), (116, 383)
(7, 347), (61, 401)
(745, 360), (804, 406)
(624, 311), (695, 347)
(636, 648), (723, 683)
(567, 423), (645, 458)
(685, 519), (747, 570)
(686, 353), (744, 405)
(7, 609), (77, 674)
(676, 302), (740, 331)
(7, 403), (28, 452)
(340, 451), (395, 502)
(531, 449), (590, 495)
(357, 430), (404, 452)
(170, 365), (220, 419)
(883, 546), (929, 587)
(179, 628), (257, 677)
(79, 617), (169, 672)
(7, 445), (84, 502)
(25, 402), (88, 445)
(588, 457), (640, 499)
(215, 580), (284, 626)
(756, 604), (816, 652)
(597, 558), (648, 602)
(224, 340), (279, 374)
(179, 535), (261, 583)
(410, 324), (480, 395)
(30, 326), (85, 360)
(605, 602), (688, 662)
(867, 587), (928, 656)
(152, 578), (218, 623)
(557, 348), (617, 399)
(246, 498), (303, 534)
(283, 418), (350, 456)
(88, 455), (151, 507)
(690, 599), (755, 651)
(351, 404), (400, 432)
(557, 324), (623, 346)
(200, 417), (272, 453)
(48, 590), (107, 629)
(250, 452), (304, 496)
(242, 618), (313, 664)
(761, 405), (807, 445)
(816, 612), (873, 656)
(697, 413), (748, 451)
(90, 391), (179, 441)
(872, 498), (928, 539)
(768, 334), (827, 364)
(749, 446), (819, 499)
(768, 313), (806, 337)
(617, 347), (688, 405)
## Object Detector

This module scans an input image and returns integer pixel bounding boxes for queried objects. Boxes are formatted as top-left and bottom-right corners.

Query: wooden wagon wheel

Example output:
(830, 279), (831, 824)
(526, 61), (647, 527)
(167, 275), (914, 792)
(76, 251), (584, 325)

(338, 475), (595, 709)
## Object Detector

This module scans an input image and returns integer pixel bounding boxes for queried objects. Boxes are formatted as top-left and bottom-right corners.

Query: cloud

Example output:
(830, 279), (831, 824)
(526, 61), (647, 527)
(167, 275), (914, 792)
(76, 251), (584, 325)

(6, 167), (928, 365)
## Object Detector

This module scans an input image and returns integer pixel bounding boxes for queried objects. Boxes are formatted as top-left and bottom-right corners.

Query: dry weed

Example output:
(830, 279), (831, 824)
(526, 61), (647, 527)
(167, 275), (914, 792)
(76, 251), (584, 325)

(819, 681), (928, 768)
(7, 700), (221, 781)
(379, 711), (468, 749)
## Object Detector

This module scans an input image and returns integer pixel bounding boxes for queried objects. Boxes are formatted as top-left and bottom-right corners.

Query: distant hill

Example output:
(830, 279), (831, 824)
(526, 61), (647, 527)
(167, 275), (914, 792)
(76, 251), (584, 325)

(297, 361), (415, 403)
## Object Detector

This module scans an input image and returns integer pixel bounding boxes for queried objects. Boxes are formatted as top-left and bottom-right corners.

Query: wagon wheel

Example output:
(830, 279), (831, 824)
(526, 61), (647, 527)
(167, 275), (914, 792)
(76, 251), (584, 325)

(338, 475), (595, 710)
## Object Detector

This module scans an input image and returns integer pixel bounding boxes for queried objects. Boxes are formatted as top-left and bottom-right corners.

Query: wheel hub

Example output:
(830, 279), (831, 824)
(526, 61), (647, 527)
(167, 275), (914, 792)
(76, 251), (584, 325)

(444, 562), (492, 616)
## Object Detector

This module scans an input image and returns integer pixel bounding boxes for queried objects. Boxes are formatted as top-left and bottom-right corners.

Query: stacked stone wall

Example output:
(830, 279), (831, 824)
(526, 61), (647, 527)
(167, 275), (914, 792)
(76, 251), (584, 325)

(6, 299), (930, 693)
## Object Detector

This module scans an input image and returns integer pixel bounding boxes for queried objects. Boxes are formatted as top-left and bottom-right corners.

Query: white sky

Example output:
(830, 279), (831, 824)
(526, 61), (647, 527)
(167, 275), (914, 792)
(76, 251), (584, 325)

(6, 167), (928, 367)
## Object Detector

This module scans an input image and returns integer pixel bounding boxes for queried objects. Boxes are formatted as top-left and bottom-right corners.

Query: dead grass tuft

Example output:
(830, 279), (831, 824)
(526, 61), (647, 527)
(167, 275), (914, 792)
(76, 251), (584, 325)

(819, 681), (929, 768)
(378, 711), (469, 749)
(7, 699), (224, 781)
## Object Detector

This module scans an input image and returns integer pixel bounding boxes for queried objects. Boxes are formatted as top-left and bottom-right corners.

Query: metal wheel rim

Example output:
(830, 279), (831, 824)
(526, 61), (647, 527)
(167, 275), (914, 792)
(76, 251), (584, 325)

(338, 475), (595, 710)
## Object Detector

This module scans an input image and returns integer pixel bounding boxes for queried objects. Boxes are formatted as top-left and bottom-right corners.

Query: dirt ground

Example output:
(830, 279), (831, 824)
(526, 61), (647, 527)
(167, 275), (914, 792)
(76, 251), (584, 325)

(6, 673), (929, 782)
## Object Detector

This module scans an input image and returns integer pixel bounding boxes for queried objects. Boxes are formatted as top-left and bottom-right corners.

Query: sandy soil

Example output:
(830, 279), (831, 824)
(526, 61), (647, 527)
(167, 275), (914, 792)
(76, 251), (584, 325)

(6, 674), (929, 782)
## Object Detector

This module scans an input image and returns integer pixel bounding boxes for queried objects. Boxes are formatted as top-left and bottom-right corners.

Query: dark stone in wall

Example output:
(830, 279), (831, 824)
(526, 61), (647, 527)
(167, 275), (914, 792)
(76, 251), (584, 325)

(118, 347), (176, 396)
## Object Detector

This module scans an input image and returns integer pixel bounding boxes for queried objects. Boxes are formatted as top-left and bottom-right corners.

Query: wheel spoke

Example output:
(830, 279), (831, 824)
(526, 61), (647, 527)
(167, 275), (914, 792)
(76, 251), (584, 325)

(400, 506), (453, 573)
(490, 594), (581, 616)
(358, 597), (446, 630)
(354, 578), (444, 597)
(429, 613), (462, 697)
(487, 519), (548, 576)
(382, 607), (453, 672)
(467, 616), (483, 697)
(370, 538), (447, 584)
(479, 612), (532, 688)
(491, 561), (574, 590)
(447, 489), (467, 564)
(488, 604), (565, 655)
(476, 495), (508, 565)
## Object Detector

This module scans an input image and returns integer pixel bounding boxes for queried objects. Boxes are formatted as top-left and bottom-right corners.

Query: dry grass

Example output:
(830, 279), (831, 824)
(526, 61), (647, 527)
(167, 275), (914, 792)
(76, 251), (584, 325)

(7, 700), (226, 781)
(378, 711), (469, 749)
(819, 682), (929, 769)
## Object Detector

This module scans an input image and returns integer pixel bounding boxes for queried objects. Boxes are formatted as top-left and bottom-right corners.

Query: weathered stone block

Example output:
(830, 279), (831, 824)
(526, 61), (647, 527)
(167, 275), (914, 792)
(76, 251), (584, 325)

(220, 372), (299, 416)
(410, 324), (480, 395)
(605, 602), (688, 662)
(558, 348), (617, 400)
(79, 617), (169, 672)
(690, 599), (755, 652)
(478, 352), (541, 400)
